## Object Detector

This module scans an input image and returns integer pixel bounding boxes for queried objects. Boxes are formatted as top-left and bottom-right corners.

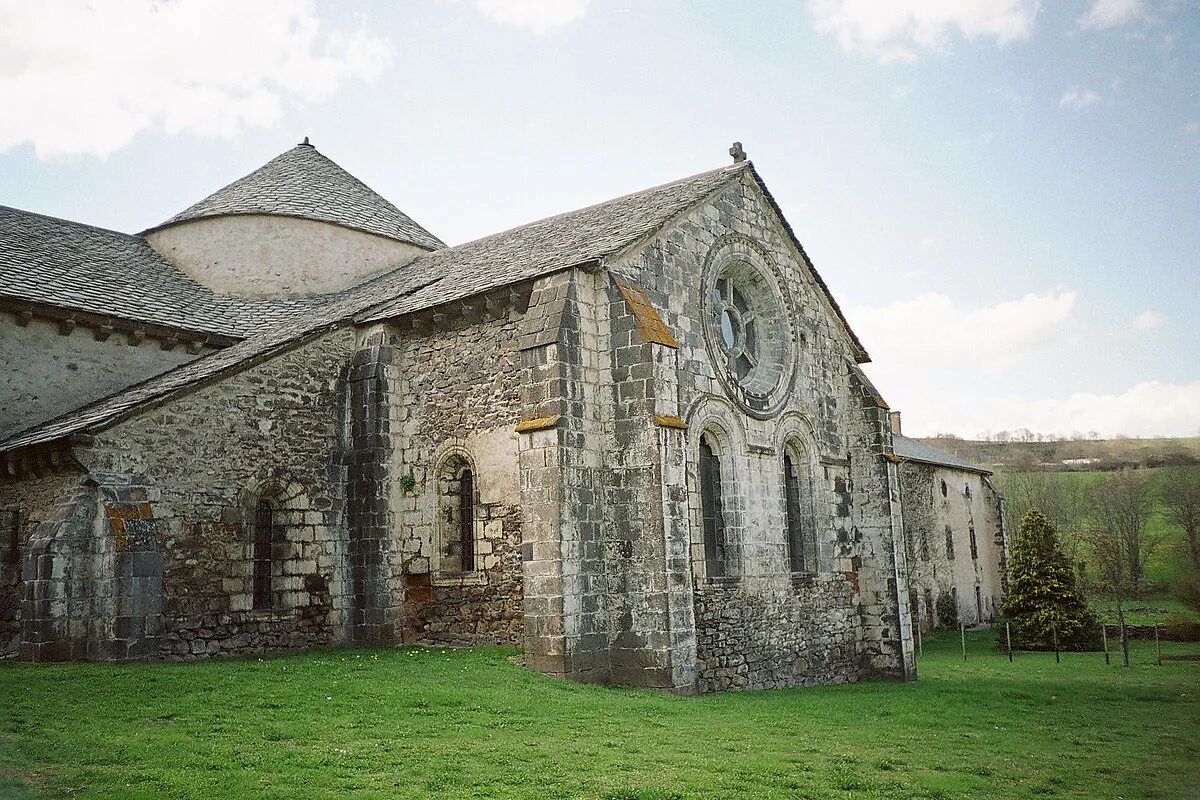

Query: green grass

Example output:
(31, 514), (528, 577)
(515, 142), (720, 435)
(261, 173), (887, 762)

(1092, 597), (1200, 625)
(2, 632), (1198, 799)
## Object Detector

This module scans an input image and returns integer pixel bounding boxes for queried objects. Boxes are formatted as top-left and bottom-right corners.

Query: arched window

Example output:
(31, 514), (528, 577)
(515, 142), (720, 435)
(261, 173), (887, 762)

(436, 455), (477, 574)
(783, 451), (814, 573)
(699, 434), (727, 577)
(782, 439), (818, 574)
(459, 468), (475, 572)
(252, 499), (275, 610)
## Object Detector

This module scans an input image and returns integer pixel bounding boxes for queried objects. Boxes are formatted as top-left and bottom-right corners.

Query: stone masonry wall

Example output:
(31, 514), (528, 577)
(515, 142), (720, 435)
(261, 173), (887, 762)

(0, 468), (88, 657)
(67, 329), (359, 660)
(385, 302), (528, 647)
(694, 575), (860, 691)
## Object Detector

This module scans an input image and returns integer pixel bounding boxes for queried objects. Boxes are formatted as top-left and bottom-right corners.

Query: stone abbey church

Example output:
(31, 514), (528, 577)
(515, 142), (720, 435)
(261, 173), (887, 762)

(0, 140), (1006, 692)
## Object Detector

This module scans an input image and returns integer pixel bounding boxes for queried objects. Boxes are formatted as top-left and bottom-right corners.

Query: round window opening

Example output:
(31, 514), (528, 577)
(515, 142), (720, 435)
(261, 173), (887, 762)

(703, 247), (795, 417)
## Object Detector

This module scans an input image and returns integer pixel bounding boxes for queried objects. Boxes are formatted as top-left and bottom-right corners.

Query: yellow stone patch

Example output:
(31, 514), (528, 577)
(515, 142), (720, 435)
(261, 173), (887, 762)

(515, 415), (562, 433)
(105, 502), (153, 550)
(614, 276), (679, 349)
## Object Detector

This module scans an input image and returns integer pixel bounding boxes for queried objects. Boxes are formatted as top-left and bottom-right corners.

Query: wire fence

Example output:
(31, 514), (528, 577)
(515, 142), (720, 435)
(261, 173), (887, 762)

(913, 620), (1183, 667)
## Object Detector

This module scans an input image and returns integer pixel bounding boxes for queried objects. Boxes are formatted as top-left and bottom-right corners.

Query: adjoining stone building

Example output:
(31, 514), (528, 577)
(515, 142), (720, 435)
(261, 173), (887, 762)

(891, 415), (1006, 633)
(0, 138), (984, 691)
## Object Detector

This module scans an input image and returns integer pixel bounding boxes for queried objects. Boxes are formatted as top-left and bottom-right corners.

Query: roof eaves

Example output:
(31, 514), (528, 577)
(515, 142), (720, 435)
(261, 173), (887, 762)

(899, 453), (993, 476)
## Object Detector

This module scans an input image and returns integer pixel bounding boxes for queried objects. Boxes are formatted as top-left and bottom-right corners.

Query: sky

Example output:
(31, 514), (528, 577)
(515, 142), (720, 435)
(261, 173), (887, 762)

(1, 0), (1197, 439)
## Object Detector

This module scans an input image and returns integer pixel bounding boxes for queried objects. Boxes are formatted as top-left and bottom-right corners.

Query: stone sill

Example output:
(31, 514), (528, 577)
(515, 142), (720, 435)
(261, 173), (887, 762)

(702, 576), (742, 589)
(431, 571), (487, 588)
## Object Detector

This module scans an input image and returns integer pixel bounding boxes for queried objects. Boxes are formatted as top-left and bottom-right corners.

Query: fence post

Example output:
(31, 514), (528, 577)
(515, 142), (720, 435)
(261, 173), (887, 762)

(1052, 624), (1060, 664)
(960, 621), (967, 662)
(1102, 624), (1109, 665)
(1006, 621), (1013, 663)
(1120, 620), (1130, 668)
(1155, 624), (1162, 666)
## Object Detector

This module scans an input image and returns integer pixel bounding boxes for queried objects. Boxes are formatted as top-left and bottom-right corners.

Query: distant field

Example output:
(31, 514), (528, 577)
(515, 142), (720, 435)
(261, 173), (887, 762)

(920, 436), (1200, 471)
(1, 632), (1198, 799)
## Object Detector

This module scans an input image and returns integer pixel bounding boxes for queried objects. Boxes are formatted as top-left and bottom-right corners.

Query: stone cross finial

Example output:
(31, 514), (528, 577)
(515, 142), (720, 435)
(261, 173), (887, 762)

(729, 141), (747, 163)
(300, 136), (312, 146)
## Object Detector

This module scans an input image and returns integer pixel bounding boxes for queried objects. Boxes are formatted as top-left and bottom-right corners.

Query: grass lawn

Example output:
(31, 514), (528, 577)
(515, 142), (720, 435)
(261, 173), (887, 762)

(1092, 597), (1200, 626)
(1, 631), (1198, 799)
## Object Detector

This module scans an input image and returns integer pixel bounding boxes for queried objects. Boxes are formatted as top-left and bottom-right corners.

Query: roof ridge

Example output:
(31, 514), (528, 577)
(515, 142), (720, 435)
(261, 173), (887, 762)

(142, 142), (445, 250)
(422, 162), (745, 256)
(0, 204), (145, 242)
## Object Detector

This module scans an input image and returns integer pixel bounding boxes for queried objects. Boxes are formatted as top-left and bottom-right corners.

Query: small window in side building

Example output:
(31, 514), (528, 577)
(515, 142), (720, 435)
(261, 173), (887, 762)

(436, 454), (478, 574)
(253, 499), (275, 611)
(944, 525), (955, 560)
(940, 480), (947, 497)
(975, 585), (982, 621)
(968, 524), (978, 560)
(459, 468), (475, 573)
(964, 482), (972, 500)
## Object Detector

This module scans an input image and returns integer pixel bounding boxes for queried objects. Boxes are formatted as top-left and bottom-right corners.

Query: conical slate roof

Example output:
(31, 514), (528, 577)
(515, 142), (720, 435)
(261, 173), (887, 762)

(145, 140), (444, 250)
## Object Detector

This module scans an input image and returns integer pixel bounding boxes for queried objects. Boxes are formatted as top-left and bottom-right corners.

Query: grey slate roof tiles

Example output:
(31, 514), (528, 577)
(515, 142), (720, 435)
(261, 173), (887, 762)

(359, 163), (748, 321)
(0, 205), (330, 338)
(0, 265), (442, 454)
(0, 157), (872, 454)
(893, 434), (992, 475)
(146, 142), (445, 251)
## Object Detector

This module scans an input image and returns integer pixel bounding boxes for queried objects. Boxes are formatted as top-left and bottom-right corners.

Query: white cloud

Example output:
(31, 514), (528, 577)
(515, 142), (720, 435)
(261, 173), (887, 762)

(1060, 87), (1102, 110)
(1077, 0), (1145, 30)
(0, 0), (392, 159)
(807, 0), (1040, 63)
(1132, 310), (1162, 330)
(848, 290), (1077, 375)
(475, 0), (593, 33)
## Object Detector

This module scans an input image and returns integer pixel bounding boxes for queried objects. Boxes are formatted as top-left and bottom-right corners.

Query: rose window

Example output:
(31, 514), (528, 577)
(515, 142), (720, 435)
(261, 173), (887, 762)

(702, 242), (796, 418)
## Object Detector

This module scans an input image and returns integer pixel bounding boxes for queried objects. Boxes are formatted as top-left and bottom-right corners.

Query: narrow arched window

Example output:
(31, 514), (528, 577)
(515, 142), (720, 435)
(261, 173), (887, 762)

(784, 452), (807, 572)
(699, 434), (726, 576)
(459, 468), (475, 572)
(253, 499), (274, 610)
(436, 454), (477, 574)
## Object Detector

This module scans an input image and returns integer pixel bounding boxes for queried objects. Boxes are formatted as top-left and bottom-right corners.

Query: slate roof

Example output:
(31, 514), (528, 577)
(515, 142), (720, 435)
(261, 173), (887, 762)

(893, 434), (992, 475)
(0, 205), (326, 338)
(145, 141), (445, 251)
(0, 158), (873, 454)
(359, 163), (749, 321)
(0, 266), (442, 454)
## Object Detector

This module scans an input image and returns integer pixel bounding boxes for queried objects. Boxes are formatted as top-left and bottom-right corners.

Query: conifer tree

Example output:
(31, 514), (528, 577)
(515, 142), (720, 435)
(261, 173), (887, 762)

(999, 509), (1100, 651)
